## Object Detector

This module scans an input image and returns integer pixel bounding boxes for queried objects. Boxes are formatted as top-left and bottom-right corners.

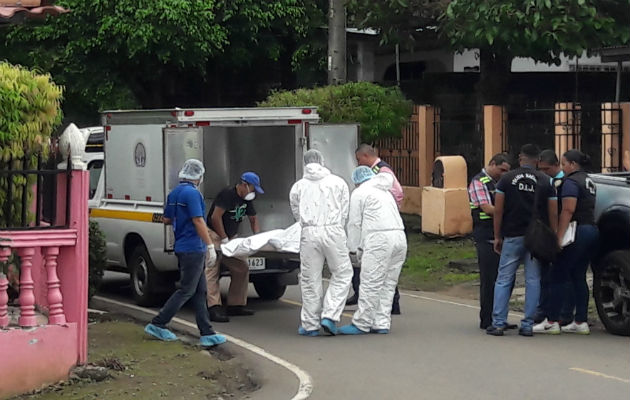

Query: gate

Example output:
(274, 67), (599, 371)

(375, 109), (420, 186)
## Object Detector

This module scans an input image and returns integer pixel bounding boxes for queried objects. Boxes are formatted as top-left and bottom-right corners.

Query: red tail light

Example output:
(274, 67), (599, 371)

(302, 109), (312, 115)
(184, 110), (194, 117)
(146, 196), (152, 202)
(124, 195), (130, 200)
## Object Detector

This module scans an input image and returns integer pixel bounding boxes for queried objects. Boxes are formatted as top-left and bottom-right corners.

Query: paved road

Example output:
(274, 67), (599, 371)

(97, 272), (630, 400)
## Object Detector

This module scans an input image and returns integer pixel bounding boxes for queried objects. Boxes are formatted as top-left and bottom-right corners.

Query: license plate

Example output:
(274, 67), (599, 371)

(247, 257), (266, 270)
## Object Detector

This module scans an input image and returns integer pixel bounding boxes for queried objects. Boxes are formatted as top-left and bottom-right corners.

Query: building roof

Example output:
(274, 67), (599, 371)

(0, 1), (69, 25)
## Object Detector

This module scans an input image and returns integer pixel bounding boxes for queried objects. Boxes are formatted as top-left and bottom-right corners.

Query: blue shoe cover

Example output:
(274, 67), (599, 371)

(200, 334), (227, 347)
(145, 323), (177, 341)
(338, 324), (367, 335)
(321, 318), (338, 335)
(370, 328), (390, 334)
(298, 326), (320, 336)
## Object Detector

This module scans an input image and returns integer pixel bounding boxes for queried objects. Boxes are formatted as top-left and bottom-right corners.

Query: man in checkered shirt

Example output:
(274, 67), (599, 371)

(468, 153), (512, 330)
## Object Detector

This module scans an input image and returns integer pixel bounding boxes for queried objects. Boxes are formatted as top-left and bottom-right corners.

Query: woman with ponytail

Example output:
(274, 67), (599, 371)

(533, 149), (599, 335)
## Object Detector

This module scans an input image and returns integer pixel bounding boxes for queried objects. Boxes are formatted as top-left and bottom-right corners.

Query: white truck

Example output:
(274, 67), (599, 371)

(87, 108), (358, 305)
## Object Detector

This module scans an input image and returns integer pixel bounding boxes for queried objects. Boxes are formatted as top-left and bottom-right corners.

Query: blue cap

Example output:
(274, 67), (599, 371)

(352, 166), (375, 184)
(241, 172), (264, 194)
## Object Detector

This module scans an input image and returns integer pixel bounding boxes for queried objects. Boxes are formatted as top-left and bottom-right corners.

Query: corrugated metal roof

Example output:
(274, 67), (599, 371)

(0, 2), (68, 24)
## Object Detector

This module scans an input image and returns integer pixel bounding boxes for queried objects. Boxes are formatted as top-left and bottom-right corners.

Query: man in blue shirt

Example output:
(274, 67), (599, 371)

(144, 159), (226, 347)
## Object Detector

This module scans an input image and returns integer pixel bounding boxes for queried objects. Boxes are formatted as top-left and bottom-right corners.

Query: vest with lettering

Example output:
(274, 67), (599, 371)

(470, 171), (496, 233)
(562, 170), (596, 225)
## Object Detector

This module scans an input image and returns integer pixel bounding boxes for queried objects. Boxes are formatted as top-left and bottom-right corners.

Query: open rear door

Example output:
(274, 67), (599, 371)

(163, 127), (204, 251)
(308, 124), (359, 189)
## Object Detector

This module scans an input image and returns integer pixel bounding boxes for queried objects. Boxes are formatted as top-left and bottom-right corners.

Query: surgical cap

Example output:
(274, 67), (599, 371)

(352, 166), (375, 184)
(178, 159), (205, 181)
(304, 149), (325, 166)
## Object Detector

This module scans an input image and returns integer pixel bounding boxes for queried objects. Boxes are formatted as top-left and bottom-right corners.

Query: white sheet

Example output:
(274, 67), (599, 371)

(220, 222), (301, 258)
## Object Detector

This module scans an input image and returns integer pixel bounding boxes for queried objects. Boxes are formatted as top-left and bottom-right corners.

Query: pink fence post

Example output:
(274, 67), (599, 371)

(44, 246), (65, 325)
(0, 247), (11, 328)
(17, 247), (37, 327)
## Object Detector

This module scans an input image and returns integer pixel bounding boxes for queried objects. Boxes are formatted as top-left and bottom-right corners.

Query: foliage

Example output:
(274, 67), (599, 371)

(0, 0), (326, 116)
(259, 82), (413, 142)
(348, 0), (448, 47)
(89, 221), (106, 300)
(0, 62), (63, 227)
(440, 0), (629, 64)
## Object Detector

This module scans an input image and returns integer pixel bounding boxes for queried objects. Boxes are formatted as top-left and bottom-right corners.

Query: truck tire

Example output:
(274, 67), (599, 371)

(593, 250), (630, 336)
(129, 245), (160, 307)
(253, 276), (287, 300)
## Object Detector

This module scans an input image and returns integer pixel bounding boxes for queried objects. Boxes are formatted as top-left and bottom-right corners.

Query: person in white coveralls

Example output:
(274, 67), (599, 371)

(339, 166), (407, 335)
(289, 149), (353, 336)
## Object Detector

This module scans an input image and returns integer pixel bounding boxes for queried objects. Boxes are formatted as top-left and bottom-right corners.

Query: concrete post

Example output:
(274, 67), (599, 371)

(555, 102), (581, 157)
(483, 105), (507, 165)
(419, 105), (438, 188)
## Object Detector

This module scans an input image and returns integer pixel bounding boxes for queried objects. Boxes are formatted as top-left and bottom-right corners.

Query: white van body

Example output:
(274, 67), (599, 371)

(87, 108), (359, 305)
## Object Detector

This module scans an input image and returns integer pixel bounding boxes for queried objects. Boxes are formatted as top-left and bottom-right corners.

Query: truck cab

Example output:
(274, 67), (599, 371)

(85, 108), (358, 306)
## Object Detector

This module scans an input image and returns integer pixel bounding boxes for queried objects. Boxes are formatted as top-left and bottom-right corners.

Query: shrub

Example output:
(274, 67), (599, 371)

(0, 62), (63, 227)
(259, 82), (412, 142)
(89, 221), (107, 300)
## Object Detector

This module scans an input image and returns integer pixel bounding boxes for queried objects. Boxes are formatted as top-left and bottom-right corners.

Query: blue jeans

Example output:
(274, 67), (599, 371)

(492, 236), (541, 329)
(548, 224), (599, 323)
(152, 252), (215, 336)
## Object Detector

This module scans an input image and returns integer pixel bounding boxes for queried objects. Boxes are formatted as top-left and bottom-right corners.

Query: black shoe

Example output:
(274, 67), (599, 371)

(505, 323), (518, 330)
(346, 293), (358, 306)
(391, 302), (401, 315)
(518, 327), (533, 337)
(208, 305), (230, 323)
(226, 305), (255, 316)
(486, 325), (505, 336)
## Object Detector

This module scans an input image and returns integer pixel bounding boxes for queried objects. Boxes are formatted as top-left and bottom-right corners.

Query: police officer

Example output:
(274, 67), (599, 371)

(468, 153), (512, 329)
(349, 144), (404, 314)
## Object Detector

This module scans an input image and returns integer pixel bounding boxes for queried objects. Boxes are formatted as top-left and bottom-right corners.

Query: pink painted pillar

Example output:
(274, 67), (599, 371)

(44, 246), (66, 325)
(57, 169), (89, 363)
(0, 247), (11, 328)
(18, 247), (37, 327)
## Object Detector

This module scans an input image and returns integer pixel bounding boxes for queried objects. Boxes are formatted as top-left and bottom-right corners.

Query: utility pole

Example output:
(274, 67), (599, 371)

(327, 0), (346, 85)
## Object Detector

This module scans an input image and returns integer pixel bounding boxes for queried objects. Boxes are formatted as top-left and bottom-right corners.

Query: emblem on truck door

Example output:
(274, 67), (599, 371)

(134, 142), (146, 167)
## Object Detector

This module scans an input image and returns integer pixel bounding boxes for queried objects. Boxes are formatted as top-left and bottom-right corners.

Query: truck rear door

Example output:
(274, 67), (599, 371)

(308, 124), (360, 189)
(163, 127), (204, 251)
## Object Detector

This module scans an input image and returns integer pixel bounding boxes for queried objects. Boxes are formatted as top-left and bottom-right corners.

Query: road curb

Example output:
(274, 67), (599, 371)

(91, 296), (313, 400)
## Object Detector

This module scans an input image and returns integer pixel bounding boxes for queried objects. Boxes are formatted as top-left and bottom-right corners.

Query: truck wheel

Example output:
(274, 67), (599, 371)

(129, 246), (160, 307)
(593, 250), (630, 336)
(253, 276), (287, 300)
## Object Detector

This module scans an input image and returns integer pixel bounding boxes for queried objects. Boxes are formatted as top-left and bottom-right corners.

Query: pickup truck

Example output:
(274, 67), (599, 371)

(592, 172), (630, 336)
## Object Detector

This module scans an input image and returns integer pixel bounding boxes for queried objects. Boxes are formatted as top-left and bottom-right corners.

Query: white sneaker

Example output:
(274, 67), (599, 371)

(561, 321), (590, 335)
(533, 318), (560, 334)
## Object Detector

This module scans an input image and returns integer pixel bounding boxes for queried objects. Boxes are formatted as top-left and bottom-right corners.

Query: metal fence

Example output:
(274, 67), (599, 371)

(375, 110), (420, 186)
(0, 153), (72, 230)
(433, 106), (483, 181)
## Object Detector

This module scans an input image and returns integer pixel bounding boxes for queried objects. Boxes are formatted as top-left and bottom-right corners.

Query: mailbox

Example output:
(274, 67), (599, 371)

(422, 155), (473, 237)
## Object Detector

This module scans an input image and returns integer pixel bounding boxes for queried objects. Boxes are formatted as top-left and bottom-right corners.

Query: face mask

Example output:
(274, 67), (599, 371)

(244, 192), (256, 201)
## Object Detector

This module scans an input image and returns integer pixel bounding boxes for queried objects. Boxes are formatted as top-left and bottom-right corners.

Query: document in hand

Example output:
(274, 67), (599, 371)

(561, 221), (577, 248)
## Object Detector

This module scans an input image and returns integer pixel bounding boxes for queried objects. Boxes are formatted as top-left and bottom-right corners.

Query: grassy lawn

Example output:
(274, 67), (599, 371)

(399, 214), (478, 292)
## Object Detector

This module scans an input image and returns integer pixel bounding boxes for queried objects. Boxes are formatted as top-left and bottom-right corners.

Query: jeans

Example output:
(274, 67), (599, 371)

(547, 224), (599, 323)
(492, 236), (541, 329)
(152, 252), (215, 336)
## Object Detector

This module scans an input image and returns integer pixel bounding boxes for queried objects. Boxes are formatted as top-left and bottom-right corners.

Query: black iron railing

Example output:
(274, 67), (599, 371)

(0, 153), (72, 230)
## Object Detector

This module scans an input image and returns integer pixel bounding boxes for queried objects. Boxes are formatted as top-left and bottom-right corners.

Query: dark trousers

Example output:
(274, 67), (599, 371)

(548, 225), (599, 323)
(352, 267), (400, 309)
(537, 265), (575, 322)
(152, 252), (215, 336)
(475, 236), (499, 329)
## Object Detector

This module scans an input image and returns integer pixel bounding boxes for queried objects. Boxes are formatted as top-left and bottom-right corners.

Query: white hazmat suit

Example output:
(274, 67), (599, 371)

(347, 173), (407, 332)
(290, 160), (353, 332)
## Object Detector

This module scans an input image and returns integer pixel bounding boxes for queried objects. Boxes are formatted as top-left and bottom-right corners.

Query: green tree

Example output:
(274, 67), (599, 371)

(260, 82), (413, 142)
(0, 0), (324, 122)
(440, 0), (630, 102)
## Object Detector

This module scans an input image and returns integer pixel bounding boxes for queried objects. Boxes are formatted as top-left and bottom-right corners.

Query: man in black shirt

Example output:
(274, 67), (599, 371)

(205, 172), (263, 322)
(487, 144), (558, 337)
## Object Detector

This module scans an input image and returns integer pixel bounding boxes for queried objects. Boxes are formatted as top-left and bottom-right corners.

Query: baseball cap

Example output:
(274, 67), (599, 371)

(241, 172), (264, 194)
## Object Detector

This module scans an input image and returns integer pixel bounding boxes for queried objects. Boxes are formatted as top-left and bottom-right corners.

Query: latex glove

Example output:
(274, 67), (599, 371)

(349, 252), (359, 268)
(221, 237), (229, 245)
(206, 245), (217, 267)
